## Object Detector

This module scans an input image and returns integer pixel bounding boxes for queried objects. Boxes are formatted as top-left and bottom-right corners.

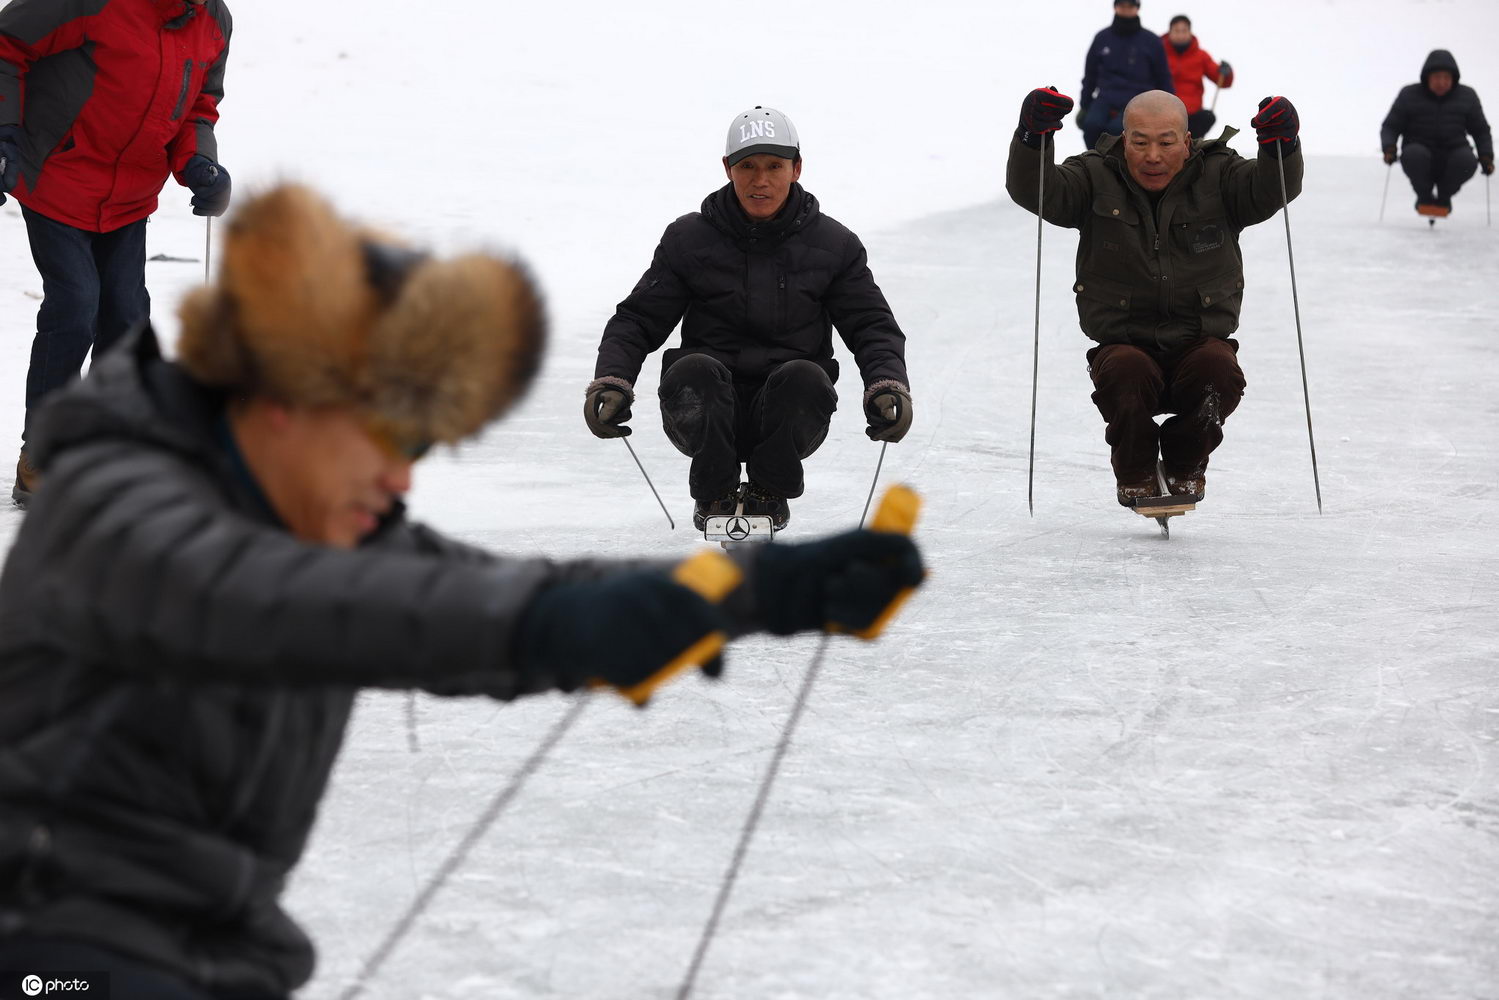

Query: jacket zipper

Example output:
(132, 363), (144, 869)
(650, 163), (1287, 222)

(170, 58), (193, 120)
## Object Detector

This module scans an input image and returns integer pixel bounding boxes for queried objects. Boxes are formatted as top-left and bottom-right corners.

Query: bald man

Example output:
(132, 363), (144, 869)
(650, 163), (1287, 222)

(1006, 87), (1302, 509)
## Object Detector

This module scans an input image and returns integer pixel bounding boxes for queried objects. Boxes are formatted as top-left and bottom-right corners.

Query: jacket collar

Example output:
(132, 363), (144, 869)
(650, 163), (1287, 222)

(702, 182), (816, 244)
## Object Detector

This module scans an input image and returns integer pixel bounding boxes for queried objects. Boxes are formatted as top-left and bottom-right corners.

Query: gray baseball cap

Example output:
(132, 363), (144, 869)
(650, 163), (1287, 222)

(725, 106), (800, 166)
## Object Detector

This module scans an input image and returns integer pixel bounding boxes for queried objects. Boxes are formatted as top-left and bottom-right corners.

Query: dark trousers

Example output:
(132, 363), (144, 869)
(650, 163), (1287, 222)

(1081, 102), (1124, 150)
(0, 936), (285, 1000)
(1400, 143), (1478, 204)
(1087, 338), (1245, 484)
(658, 354), (837, 500)
(22, 206), (150, 440)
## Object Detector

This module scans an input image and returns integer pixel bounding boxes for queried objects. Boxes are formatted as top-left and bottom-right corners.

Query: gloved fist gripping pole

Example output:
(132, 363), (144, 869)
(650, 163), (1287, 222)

(590, 485), (924, 706)
(611, 550), (742, 706)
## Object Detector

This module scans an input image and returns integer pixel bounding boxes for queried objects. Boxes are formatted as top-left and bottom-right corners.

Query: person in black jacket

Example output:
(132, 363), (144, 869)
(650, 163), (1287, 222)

(1381, 49), (1494, 214)
(584, 106), (913, 531)
(0, 185), (924, 999)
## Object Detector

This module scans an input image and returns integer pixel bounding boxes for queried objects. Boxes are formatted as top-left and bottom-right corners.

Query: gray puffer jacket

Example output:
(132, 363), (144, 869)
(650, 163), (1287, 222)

(0, 327), (650, 995)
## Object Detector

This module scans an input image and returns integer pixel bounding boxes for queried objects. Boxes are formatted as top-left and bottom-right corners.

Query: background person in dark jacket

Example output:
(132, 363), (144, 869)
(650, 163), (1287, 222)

(0, 186), (924, 998)
(1078, 0), (1175, 150)
(1380, 49), (1494, 215)
(1163, 14), (1232, 138)
(1009, 87), (1303, 508)
(584, 106), (912, 532)
(0, 0), (234, 507)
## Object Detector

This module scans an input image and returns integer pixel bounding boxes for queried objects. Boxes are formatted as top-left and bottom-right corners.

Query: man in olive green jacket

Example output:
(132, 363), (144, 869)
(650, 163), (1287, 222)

(1006, 87), (1303, 506)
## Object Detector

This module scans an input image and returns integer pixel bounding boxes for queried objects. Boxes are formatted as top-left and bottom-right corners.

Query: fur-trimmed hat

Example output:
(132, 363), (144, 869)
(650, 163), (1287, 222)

(177, 184), (545, 451)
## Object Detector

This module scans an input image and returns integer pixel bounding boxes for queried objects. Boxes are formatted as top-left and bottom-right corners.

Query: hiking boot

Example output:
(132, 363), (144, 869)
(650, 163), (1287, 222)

(1164, 467), (1206, 502)
(742, 482), (790, 530)
(1116, 477), (1158, 508)
(12, 448), (38, 508)
(692, 489), (741, 532)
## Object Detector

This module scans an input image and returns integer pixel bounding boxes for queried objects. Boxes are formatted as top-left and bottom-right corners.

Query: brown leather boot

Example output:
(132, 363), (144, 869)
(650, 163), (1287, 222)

(12, 448), (39, 508)
(1116, 477), (1159, 508)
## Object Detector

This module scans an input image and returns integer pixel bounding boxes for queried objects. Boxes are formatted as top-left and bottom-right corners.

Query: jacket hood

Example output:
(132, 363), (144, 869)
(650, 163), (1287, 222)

(29, 325), (226, 474)
(1421, 49), (1460, 87)
(701, 182), (819, 242)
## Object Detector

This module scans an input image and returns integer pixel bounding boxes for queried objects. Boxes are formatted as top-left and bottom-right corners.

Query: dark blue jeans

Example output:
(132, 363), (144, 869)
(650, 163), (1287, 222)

(0, 935), (286, 999)
(21, 206), (150, 440)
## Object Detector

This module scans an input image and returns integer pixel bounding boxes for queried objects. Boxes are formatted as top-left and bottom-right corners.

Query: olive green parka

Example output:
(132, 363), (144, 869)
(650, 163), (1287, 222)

(1006, 128), (1303, 353)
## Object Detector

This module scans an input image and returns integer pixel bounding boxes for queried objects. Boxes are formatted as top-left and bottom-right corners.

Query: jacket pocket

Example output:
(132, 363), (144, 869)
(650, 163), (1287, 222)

(1195, 273), (1245, 337)
(1074, 274), (1133, 312)
(1091, 194), (1140, 226)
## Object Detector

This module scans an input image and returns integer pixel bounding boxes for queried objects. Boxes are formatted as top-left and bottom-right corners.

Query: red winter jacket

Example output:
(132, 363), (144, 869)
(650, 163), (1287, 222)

(0, 0), (231, 232)
(1161, 34), (1231, 115)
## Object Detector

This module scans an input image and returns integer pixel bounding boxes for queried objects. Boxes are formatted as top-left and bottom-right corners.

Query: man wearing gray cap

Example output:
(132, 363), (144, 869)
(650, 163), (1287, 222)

(585, 106), (912, 532)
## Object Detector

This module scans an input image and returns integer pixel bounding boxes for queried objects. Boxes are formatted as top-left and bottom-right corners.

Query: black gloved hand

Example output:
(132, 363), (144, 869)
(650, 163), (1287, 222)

(751, 529), (925, 636)
(1481, 154), (1495, 176)
(864, 382), (913, 442)
(583, 377), (633, 438)
(1075, 106), (1090, 131)
(1216, 61), (1234, 87)
(1251, 96), (1299, 148)
(515, 564), (731, 695)
(1382, 146), (1398, 165)
(0, 124), (20, 206)
(182, 154), (231, 217)
(1017, 87), (1075, 148)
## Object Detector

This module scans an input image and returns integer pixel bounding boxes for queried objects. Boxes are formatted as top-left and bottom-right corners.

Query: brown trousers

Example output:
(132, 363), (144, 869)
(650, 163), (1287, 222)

(1087, 338), (1246, 485)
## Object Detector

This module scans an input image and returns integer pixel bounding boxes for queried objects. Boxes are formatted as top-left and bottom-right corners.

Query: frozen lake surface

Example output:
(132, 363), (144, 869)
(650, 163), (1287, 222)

(0, 1), (1495, 997)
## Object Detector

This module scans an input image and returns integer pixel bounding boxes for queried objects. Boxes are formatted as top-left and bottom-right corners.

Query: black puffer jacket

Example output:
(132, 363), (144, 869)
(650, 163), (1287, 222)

(1380, 50), (1493, 155)
(1006, 128), (1301, 354)
(0, 329), (650, 995)
(593, 183), (909, 391)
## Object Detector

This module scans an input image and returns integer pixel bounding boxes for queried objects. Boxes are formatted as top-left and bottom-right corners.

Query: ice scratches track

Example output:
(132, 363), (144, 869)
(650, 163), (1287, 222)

(337, 696), (588, 1000)
(674, 633), (832, 1000)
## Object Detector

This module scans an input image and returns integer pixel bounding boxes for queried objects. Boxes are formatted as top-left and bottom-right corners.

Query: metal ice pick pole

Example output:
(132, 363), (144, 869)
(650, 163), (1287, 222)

(338, 698), (589, 1000)
(1275, 141), (1323, 513)
(622, 435), (674, 529)
(1026, 131), (1047, 516)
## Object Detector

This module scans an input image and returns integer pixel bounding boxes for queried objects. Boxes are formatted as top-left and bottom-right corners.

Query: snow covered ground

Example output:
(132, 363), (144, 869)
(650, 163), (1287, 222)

(2, 1), (1498, 997)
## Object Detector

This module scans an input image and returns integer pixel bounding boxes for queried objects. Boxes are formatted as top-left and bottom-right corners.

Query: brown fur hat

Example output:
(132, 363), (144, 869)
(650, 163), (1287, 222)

(177, 184), (545, 447)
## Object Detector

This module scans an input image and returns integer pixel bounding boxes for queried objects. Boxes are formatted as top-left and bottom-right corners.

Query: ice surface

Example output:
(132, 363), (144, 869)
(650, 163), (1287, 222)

(1, 2), (1496, 998)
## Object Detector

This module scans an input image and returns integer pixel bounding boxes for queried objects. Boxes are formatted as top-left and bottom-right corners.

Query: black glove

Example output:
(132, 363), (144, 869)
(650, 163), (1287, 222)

(515, 562), (732, 698)
(0, 124), (20, 206)
(1017, 87), (1075, 148)
(1382, 145), (1398, 165)
(1075, 105), (1090, 131)
(1216, 61), (1234, 87)
(1251, 96), (1299, 148)
(864, 382), (913, 443)
(1482, 154), (1495, 176)
(182, 154), (231, 217)
(751, 529), (925, 637)
(583, 377), (633, 438)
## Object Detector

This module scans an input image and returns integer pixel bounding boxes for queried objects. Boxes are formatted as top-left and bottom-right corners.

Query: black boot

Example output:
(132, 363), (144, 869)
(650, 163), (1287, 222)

(743, 482), (790, 530)
(692, 488), (741, 531)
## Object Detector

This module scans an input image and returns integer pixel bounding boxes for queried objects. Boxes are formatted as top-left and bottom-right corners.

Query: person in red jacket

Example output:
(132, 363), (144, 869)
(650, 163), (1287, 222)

(1163, 14), (1233, 137)
(0, 0), (232, 508)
